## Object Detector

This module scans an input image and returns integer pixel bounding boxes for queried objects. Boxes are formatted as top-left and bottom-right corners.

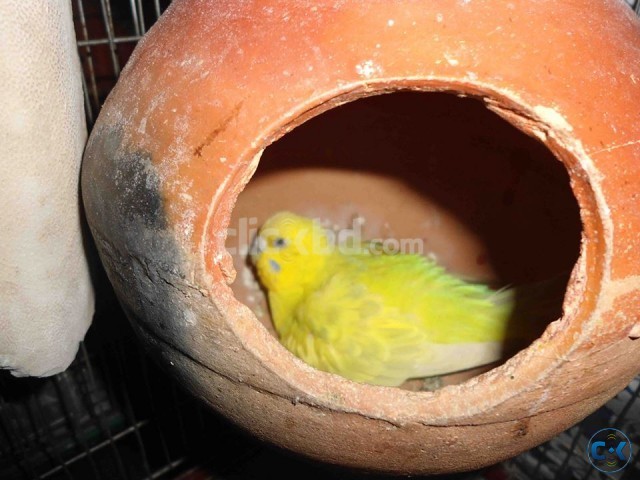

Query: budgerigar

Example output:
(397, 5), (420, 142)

(250, 211), (563, 387)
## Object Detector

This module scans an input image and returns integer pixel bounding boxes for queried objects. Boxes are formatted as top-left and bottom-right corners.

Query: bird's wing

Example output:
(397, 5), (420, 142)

(279, 254), (517, 386)
(358, 253), (515, 344)
(287, 270), (438, 387)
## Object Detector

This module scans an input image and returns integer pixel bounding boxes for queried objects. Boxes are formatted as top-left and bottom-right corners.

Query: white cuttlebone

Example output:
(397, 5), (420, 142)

(0, 1), (94, 376)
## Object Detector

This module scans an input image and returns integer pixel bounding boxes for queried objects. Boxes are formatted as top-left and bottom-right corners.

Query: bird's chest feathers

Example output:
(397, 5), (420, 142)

(268, 286), (309, 336)
(268, 257), (336, 328)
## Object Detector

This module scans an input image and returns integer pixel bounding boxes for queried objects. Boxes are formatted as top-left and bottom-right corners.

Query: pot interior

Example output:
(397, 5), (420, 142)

(226, 90), (581, 388)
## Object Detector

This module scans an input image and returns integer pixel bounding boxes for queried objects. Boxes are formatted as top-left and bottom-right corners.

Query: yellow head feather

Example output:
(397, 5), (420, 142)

(251, 212), (332, 293)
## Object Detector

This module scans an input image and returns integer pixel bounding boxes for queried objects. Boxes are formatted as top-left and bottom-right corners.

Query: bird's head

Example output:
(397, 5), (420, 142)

(250, 211), (332, 293)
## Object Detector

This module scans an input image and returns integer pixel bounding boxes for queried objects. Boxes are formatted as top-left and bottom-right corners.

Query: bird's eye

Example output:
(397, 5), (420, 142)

(273, 237), (287, 248)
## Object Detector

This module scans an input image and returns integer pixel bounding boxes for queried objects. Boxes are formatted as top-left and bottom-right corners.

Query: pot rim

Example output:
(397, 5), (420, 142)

(205, 78), (607, 426)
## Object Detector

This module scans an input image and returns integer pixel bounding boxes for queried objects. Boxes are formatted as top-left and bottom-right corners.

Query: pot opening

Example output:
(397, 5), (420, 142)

(226, 90), (581, 390)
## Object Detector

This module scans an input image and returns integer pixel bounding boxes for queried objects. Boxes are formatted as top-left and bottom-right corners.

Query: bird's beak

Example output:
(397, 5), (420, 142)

(249, 234), (266, 264)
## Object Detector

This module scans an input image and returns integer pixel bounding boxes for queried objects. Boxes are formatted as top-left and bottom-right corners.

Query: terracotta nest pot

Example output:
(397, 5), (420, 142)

(82, 0), (640, 474)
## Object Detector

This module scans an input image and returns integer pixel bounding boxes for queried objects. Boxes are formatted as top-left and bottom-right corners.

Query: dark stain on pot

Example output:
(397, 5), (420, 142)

(113, 150), (166, 229)
(82, 125), (192, 357)
(84, 126), (166, 231)
(193, 101), (244, 157)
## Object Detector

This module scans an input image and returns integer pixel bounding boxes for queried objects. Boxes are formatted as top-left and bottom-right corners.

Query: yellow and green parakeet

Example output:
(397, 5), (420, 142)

(250, 211), (563, 387)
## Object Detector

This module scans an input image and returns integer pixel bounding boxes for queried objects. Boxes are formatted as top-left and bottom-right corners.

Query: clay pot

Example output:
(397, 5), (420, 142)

(81, 0), (640, 474)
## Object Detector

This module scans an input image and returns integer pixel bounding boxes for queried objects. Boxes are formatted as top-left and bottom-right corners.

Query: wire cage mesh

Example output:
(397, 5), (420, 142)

(1, 1), (640, 479)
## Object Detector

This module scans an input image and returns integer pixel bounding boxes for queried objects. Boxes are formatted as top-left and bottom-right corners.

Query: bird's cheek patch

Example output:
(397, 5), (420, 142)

(269, 259), (281, 273)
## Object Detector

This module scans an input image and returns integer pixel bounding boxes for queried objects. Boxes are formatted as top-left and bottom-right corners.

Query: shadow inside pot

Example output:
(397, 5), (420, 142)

(226, 91), (581, 389)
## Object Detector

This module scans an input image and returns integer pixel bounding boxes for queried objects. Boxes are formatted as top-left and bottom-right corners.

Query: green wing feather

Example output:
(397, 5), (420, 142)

(278, 253), (515, 386)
